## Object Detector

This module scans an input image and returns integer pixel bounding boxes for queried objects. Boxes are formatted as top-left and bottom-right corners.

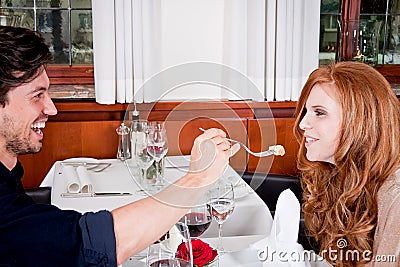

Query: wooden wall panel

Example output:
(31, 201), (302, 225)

(247, 118), (299, 176)
(81, 121), (122, 158)
(142, 101), (254, 121)
(19, 101), (300, 188)
(143, 110), (253, 122)
(164, 118), (248, 173)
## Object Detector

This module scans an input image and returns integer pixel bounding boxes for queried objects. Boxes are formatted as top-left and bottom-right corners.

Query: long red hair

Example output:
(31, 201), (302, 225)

(294, 62), (400, 266)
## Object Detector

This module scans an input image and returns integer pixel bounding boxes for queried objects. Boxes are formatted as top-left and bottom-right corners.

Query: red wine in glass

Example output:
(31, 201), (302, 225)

(180, 212), (212, 238)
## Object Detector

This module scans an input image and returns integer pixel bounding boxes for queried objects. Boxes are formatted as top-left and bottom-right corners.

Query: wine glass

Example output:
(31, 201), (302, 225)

(146, 121), (168, 185)
(207, 179), (235, 253)
(134, 137), (155, 190)
(179, 199), (212, 238)
(146, 222), (193, 267)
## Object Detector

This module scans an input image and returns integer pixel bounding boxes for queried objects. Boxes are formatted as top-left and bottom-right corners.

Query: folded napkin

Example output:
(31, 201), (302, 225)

(64, 166), (93, 194)
(250, 189), (311, 267)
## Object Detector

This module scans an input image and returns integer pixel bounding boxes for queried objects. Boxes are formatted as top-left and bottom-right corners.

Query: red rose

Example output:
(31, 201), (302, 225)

(176, 239), (218, 267)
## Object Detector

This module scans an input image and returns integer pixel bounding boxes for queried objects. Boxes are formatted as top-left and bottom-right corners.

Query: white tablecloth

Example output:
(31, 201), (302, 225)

(42, 156), (273, 266)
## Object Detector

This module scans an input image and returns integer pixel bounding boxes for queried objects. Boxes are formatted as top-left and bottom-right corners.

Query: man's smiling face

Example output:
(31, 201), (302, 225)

(0, 68), (57, 157)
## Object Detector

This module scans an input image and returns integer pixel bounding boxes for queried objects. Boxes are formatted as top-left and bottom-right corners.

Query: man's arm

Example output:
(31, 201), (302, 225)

(111, 128), (235, 264)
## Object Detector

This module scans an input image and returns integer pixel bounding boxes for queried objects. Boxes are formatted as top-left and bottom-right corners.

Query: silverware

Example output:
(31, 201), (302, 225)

(164, 165), (189, 169)
(199, 128), (285, 158)
(61, 162), (112, 172)
(61, 192), (132, 198)
(233, 183), (247, 189)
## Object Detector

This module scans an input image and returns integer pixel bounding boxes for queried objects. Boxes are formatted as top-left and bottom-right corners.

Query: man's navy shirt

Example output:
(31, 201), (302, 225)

(0, 161), (117, 267)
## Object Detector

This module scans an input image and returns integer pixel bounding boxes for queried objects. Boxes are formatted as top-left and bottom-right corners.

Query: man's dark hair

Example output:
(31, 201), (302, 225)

(0, 26), (53, 106)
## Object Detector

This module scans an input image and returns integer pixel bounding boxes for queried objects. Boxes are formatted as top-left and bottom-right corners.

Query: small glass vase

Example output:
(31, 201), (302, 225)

(203, 256), (219, 267)
(141, 158), (164, 188)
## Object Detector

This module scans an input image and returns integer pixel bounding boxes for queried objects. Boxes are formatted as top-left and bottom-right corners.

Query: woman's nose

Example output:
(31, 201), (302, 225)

(299, 114), (311, 130)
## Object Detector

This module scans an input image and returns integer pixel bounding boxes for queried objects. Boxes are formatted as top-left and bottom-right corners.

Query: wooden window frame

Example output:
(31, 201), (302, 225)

(46, 65), (94, 85)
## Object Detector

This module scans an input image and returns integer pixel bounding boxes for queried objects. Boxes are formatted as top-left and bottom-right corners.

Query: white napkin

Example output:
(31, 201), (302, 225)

(167, 225), (184, 252)
(76, 166), (93, 193)
(250, 189), (311, 267)
(65, 166), (93, 194)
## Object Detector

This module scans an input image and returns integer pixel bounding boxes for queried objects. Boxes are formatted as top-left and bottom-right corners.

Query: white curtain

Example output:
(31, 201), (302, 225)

(220, 0), (266, 101)
(272, 0), (320, 101)
(92, 0), (320, 104)
(92, 0), (116, 104)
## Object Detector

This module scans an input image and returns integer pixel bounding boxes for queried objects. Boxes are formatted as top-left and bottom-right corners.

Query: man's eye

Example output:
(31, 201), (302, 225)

(34, 92), (44, 99)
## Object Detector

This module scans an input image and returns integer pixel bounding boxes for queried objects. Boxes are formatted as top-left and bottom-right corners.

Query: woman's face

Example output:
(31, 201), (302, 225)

(299, 83), (342, 164)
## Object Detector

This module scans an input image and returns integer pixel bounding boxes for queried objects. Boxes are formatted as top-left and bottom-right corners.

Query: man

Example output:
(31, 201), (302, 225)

(0, 26), (235, 266)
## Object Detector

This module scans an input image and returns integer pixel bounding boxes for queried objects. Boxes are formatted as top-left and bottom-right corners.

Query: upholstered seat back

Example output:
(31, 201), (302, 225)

(25, 187), (51, 205)
(241, 172), (318, 252)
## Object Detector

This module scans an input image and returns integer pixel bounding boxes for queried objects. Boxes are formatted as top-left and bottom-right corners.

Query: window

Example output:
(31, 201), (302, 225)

(0, 0), (93, 65)
(319, 0), (400, 66)
(319, 0), (341, 65)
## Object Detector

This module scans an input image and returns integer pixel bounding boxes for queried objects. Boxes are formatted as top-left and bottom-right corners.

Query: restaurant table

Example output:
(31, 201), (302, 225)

(41, 156), (274, 266)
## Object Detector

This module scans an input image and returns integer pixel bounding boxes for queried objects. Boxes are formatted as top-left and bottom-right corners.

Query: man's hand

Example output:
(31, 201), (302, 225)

(188, 128), (239, 186)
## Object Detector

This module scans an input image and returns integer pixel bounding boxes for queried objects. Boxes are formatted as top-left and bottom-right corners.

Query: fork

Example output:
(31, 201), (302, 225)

(61, 162), (112, 172)
(199, 128), (285, 158)
(87, 163), (112, 172)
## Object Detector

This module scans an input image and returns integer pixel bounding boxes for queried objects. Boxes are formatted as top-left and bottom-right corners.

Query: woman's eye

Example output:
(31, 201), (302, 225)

(314, 109), (326, 116)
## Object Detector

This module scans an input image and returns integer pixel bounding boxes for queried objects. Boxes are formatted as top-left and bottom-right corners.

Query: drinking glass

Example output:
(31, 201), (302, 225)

(179, 198), (212, 238)
(135, 137), (155, 190)
(146, 222), (193, 267)
(207, 179), (235, 253)
(146, 121), (168, 185)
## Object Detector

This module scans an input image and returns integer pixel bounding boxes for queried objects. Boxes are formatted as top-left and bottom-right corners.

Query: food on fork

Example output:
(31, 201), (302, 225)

(199, 127), (285, 157)
(270, 145), (285, 156)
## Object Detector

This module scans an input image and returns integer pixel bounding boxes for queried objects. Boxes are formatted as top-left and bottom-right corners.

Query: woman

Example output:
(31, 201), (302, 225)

(294, 61), (400, 266)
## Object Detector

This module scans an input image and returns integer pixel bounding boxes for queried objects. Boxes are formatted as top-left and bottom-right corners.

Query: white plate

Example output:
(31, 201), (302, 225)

(220, 249), (262, 266)
(225, 176), (251, 200)
(62, 157), (99, 163)
(234, 184), (251, 200)
(61, 158), (111, 172)
(164, 155), (190, 168)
